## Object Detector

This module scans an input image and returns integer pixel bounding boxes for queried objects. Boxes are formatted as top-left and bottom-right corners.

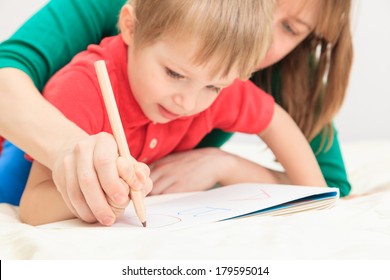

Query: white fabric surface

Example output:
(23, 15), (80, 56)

(1, 140), (390, 259)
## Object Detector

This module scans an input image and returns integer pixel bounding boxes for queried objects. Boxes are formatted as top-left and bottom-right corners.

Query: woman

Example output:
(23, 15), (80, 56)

(0, 0), (352, 224)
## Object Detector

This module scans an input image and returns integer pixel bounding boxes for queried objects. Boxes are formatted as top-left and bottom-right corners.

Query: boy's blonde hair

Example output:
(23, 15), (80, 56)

(128, 0), (274, 80)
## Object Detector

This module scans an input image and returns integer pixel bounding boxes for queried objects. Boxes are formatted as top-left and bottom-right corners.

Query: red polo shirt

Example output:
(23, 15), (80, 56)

(43, 36), (274, 164)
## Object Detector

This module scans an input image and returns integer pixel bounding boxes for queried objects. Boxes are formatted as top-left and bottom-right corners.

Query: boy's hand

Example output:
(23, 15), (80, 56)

(117, 157), (153, 197)
(149, 148), (233, 194)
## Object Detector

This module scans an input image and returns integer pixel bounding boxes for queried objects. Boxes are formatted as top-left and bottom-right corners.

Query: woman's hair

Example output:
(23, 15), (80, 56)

(252, 0), (353, 150)
(128, 0), (274, 80)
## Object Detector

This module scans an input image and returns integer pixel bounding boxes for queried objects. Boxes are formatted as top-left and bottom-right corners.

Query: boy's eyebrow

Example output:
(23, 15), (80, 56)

(162, 45), (238, 86)
(164, 55), (193, 76)
(293, 17), (313, 32)
(168, 62), (191, 77)
(166, 59), (233, 85)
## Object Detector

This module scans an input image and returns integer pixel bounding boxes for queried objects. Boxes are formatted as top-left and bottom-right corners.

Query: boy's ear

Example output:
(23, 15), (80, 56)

(119, 4), (135, 46)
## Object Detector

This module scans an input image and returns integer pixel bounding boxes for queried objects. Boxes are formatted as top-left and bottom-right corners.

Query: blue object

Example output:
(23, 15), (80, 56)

(0, 141), (32, 205)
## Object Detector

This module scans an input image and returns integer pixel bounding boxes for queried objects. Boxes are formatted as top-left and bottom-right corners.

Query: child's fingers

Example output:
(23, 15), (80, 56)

(143, 177), (153, 196)
(116, 156), (141, 190)
(117, 157), (152, 196)
(134, 162), (150, 183)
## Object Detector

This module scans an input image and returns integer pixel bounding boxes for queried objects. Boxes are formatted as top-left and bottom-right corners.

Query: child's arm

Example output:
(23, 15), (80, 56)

(19, 161), (75, 226)
(258, 104), (327, 187)
(149, 105), (326, 193)
(149, 103), (326, 193)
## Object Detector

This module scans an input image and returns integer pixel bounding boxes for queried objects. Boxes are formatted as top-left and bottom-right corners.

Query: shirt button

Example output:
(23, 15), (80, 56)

(149, 138), (158, 149)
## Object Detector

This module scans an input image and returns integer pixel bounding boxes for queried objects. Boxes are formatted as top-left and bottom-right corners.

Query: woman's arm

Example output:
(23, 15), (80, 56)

(0, 68), (88, 169)
(0, 0), (125, 166)
(0, 0), (128, 221)
(0, 0), (124, 91)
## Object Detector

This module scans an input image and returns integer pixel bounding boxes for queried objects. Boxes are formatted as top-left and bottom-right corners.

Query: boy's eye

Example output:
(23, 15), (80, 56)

(165, 68), (184, 79)
(282, 21), (297, 35)
(206, 85), (221, 94)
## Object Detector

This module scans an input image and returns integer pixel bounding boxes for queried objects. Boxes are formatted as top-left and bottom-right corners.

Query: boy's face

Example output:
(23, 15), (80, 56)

(126, 37), (239, 123)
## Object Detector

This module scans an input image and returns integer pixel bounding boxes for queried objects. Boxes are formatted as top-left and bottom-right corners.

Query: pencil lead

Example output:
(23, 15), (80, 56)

(142, 221), (147, 227)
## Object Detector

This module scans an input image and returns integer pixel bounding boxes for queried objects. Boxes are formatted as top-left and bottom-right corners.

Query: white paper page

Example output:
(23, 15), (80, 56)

(115, 183), (339, 230)
(41, 183), (338, 230)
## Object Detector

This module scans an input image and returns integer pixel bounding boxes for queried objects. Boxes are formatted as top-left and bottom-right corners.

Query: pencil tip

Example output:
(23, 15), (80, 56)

(142, 221), (147, 227)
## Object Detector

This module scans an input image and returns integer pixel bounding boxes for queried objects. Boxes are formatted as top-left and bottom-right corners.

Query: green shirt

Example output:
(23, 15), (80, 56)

(0, 0), (351, 196)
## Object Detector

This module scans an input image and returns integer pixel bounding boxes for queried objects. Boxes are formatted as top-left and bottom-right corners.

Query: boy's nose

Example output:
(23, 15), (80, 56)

(173, 92), (197, 113)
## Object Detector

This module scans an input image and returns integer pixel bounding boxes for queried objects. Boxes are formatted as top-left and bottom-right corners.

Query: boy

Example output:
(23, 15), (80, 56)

(19, 0), (326, 226)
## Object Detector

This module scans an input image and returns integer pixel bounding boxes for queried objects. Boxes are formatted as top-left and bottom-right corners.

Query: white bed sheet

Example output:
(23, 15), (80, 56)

(1, 140), (390, 260)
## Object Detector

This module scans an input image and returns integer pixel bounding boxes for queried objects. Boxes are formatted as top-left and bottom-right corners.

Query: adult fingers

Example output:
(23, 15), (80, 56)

(53, 153), (86, 220)
(74, 136), (116, 225)
(53, 150), (100, 223)
(93, 133), (130, 207)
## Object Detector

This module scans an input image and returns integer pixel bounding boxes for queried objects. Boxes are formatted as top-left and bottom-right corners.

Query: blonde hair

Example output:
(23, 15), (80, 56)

(128, 0), (274, 80)
(253, 0), (353, 150)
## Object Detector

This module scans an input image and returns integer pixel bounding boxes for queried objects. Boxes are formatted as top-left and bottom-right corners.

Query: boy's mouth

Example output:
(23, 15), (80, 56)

(158, 104), (181, 121)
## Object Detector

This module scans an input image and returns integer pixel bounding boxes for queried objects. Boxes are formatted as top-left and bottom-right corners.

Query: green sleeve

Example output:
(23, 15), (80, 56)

(0, 0), (126, 91)
(310, 126), (351, 197)
(196, 129), (233, 148)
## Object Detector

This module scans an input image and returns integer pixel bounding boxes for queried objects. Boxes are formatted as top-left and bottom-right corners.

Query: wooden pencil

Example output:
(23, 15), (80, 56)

(94, 60), (147, 227)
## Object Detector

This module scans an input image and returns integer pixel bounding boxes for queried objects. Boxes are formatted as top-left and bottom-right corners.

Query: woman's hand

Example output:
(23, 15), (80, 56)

(149, 148), (236, 194)
(51, 132), (152, 225)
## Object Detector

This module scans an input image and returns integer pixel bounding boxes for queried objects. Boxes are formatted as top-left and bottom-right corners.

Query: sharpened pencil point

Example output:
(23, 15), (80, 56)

(142, 221), (147, 227)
